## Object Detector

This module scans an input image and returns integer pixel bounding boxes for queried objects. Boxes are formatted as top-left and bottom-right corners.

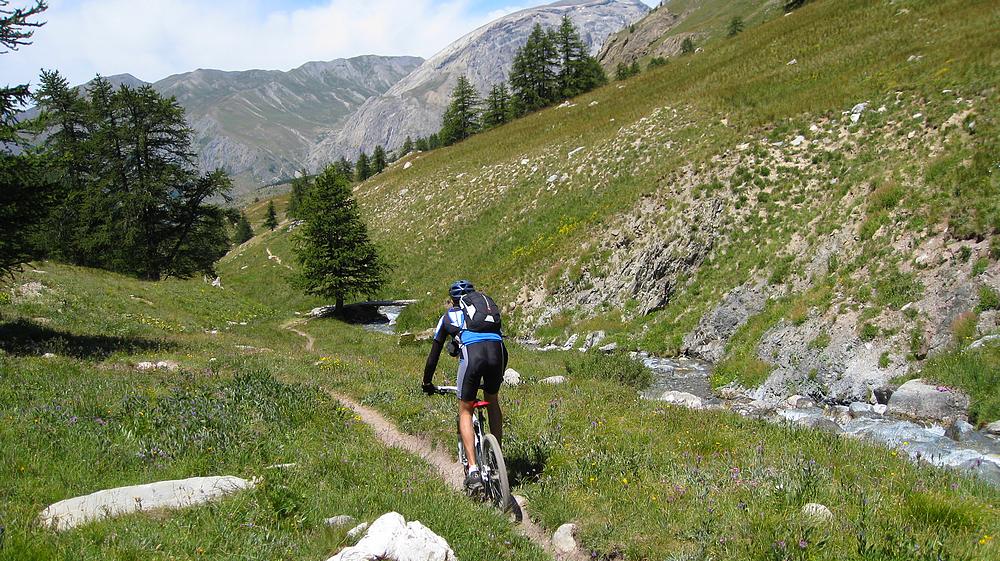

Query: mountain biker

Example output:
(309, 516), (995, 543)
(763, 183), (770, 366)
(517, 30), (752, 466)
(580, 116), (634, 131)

(422, 280), (507, 491)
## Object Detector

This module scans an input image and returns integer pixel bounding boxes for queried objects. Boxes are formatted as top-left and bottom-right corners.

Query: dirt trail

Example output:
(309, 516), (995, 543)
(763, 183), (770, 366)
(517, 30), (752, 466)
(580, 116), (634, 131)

(283, 320), (578, 560)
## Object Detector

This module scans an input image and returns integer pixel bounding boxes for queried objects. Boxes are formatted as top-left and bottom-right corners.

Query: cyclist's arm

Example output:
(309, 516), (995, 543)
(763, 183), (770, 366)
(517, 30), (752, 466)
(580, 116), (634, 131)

(423, 313), (457, 384)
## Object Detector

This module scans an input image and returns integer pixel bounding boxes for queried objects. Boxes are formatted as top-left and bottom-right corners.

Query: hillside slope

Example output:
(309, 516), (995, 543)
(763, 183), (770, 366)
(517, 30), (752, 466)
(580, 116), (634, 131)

(288, 0), (997, 407)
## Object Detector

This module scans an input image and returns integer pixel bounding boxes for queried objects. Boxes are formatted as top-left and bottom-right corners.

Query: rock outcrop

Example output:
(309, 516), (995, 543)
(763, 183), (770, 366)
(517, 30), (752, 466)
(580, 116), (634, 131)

(309, 0), (650, 163)
(887, 379), (970, 425)
(37, 476), (254, 531)
(326, 512), (456, 561)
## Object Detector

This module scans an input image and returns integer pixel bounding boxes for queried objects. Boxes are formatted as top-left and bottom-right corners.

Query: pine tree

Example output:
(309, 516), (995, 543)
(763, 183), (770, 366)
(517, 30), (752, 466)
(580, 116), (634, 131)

(681, 37), (696, 55)
(265, 201), (278, 230)
(0, 1), (49, 280)
(372, 145), (387, 174)
(292, 165), (387, 311)
(415, 137), (429, 152)
(510, 24), (559, 114)
(616, 61), (640, 81)
(440, 75), (480, 145)
(355, 151), (371, 181)
(482, 83), (513, 129)
(287, 171), (310, 218)
(401, 136), (414, 156)
(727, 16), (744, 37)
(556, 16), (587, 98)
(335, 157), (353, 179)
(235, 213), (253, 244)
(648, 57), (669, 69)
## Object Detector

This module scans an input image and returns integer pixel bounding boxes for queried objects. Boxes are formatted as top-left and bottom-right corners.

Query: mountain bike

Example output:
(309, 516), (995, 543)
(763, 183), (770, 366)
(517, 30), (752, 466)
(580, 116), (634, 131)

(432, 385), (513, 514)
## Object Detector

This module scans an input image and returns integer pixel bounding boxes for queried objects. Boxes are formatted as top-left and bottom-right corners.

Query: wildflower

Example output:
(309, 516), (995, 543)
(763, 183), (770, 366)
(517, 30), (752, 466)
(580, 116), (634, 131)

(798, 539), (808, 549)
(981, 535), (994, 545)
(622, 477), (629, 485)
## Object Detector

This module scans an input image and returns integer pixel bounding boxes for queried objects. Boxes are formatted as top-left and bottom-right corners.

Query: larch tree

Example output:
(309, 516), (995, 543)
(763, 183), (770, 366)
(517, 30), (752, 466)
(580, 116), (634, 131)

(291, 165), (387, 311)
(440, 75), (480, 145)
(265, 200), (278, 230)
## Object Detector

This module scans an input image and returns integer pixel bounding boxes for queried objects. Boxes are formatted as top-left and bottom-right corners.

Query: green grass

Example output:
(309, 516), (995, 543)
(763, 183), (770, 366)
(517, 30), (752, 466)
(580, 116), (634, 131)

(0, 264), (545, 561)
(920, 342), (1000, 424)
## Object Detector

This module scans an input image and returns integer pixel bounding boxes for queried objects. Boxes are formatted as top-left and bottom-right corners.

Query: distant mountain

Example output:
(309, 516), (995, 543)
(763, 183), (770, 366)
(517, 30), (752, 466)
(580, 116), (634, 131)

(21, 56), (423, 196)
(307, 0), (650, 167)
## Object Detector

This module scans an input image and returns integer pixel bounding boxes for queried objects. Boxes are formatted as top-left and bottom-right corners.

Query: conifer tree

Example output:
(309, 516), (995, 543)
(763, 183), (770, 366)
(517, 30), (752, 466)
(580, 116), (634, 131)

(482, 83), (513, 129)
(372, 145), (387, 174)
(287, 171), (310, 218)
(555, 16), (589, 98)
(400, 136), (414, 156)
(510, 24), (559, 114)
(355, 151), (371, 181)
(292, 165), (387, 311)
(1, 0), (49, 280)
(335, 157), (353, 179)
(440, 75), (480, 145)
(265, 201), (278, 230)
(415, 137), (430, 152)
(235, 213), (253, 244)
(681, 37), (695, 55)
(727, 16), (744, 37)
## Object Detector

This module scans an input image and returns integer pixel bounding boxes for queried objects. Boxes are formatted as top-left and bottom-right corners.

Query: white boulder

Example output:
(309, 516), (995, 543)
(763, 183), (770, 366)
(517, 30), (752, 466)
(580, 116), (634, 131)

(887, 379), (970, 424)
(552, 523), (580, 556)
(801, 503), (833, 523)
(540, 376), (566, 385)
(655, 391), (703, 409)
(503, 368), (522, 387)
(325, 515), (358, 528)
(37, 476), (254, 531)
(326, 512), (456, 561)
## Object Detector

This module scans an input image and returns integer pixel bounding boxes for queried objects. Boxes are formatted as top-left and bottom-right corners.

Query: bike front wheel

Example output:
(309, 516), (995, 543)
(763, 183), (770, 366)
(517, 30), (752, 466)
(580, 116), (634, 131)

(481, 434), (511, 512)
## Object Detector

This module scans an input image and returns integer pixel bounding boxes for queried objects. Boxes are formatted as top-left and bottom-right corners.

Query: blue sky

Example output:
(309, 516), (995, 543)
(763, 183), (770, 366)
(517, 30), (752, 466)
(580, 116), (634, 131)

(6, 0), (658, 88)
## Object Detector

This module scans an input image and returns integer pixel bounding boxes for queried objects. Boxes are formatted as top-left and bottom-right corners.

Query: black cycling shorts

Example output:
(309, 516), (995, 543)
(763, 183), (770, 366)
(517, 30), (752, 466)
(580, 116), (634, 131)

(457, 341), (508, 402)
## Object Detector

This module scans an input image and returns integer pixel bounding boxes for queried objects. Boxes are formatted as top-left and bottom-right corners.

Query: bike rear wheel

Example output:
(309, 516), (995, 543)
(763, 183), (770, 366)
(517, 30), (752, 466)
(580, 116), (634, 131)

(481, 434), (511, 512)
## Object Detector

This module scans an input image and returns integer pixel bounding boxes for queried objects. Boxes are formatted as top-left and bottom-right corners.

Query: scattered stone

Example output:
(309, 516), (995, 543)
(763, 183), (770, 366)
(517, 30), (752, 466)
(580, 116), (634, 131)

(503, 368), (521, 387)
(968, 334), (1000, 350)
(42, 353), (57, 359)
(14, 281), (46, 301)
(552, 523), (580, 556)
(347, 522), (369, 541)
(984, 421), (1000, 436)
(37, 476), (254, 531)
(547, 174), (559, 183)
(540, 376), (566, 385)
(135, 360), (180, 372)
(266, 463), (297, 470)
(326, 512), (455, 561)
(580, 331), (606, 351)
(802, 416), (844, 434)
(786, 395), (815, 409)
(568, 146), (584, 159)
(849, 101), (868, 123)
(873, 404), (888, 415)
(655, 391), (703, 409)
(907, 54), (924, 62)
(211, 277), (223, 289)
(397, 332), (416, 346)
(403, 161), (413, 170)
(849, 402), (877, 419)
(828, 405), (852, 425)
(324, 515), (358, 528)
(790, 135), (805, 146)
(787, 58), (798, 65)
(749, 400), (776, 415)
(589, 100), (599, 106)
(887, 379), (970, 424)
(311, 305), (337, 318)
(561, 334), (579, 350)
(717, 386), (743, 401)
(945, 420), (975, 442)
(959, 458), (1000, 486)
(801, 503), (833, 522)
(598, 342), (618, 353)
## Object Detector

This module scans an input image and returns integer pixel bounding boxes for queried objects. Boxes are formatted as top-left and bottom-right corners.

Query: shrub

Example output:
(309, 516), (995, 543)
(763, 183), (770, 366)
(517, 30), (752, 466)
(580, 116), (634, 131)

(859, 322), (879, 341)
(957, 246), (972, 262)
(874, 268), (923, 310)
(769, 257), (794, 285)
(869, 182), (905, 213)
(972, 258), (989, 276)
(977, 285), (1000, 312)
(565, 352), (651, 389)
(648, 57), (668, 69)
(878, 352), (890, 369)
(951, 311), (978, 347)
(680, 37), (695, 55)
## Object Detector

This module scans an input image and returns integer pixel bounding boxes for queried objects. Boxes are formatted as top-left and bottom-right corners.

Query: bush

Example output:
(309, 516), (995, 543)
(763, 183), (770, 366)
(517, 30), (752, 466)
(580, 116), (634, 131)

(874, 267), (923, 310)
(565, 352), (651, 389)
(648, 57), (668, 69)
(972, 258), (989, 276)
(951, 311), (978, 347)
(859, 323), (879, 341)
(977, 285), (1000, 312)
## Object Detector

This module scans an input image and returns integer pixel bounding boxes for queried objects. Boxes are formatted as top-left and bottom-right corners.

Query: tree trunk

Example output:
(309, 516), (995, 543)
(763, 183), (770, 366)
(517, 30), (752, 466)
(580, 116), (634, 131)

(336, 293), (345, 312)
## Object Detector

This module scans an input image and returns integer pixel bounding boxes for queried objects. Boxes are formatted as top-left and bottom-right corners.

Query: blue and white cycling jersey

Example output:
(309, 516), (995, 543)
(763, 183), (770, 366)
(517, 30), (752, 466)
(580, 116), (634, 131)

(433, 307), (503, 347)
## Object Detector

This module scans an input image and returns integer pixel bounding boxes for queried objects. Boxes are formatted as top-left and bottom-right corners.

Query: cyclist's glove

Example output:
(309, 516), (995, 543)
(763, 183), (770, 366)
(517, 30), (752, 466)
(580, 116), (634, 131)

(421, 382), (436, 396)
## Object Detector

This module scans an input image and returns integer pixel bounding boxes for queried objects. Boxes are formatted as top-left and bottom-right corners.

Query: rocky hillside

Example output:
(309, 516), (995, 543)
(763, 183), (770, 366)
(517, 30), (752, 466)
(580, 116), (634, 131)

(308, 0), (650, 165)
(319, 0), (997, 409)
(598, 0), (779, 69)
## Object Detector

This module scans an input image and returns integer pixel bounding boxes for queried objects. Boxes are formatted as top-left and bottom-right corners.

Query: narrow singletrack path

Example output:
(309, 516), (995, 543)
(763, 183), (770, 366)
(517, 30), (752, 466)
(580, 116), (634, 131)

(283, 319), (581, 560)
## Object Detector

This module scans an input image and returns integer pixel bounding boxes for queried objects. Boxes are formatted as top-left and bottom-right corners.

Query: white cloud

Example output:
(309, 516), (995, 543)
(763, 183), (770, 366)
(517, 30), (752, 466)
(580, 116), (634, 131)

(5, 0), (657, 88)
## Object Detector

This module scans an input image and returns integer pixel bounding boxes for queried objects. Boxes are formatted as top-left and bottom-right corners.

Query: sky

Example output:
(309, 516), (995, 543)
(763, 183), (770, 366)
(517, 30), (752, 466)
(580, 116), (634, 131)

(5, 0), (659, 88)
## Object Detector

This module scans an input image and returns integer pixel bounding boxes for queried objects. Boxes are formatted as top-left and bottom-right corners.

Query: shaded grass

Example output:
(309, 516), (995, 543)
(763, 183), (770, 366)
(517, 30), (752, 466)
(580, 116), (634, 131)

(921, 342), (1000, 424)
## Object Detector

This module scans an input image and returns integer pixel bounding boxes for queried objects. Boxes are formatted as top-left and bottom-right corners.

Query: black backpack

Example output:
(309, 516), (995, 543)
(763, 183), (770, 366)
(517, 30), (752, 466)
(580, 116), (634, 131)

(458, 291), (502, 334)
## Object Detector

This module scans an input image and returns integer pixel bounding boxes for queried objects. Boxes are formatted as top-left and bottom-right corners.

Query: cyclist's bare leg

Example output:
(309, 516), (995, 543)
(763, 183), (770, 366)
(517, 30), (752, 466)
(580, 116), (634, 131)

(459, 400), (478, 468)
(483, 392), (503, 447)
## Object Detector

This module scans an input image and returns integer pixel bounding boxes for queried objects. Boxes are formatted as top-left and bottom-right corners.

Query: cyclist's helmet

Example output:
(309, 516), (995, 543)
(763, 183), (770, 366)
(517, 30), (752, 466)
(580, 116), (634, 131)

(449, 280), (475, 300)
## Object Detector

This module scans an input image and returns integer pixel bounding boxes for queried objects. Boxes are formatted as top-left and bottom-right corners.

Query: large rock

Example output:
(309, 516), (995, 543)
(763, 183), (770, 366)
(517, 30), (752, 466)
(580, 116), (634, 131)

(552, 523), (580, 556)
(326, 512), (456, 561)
(682, 282), (768, 362)
(887, 379), (970, 424)
(503, 368), (522, 386)
(37, 476), (254, 531)
(654, 390), (703, 409)
(801, 503), (834, 523)
(540, 375), (567, 385)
